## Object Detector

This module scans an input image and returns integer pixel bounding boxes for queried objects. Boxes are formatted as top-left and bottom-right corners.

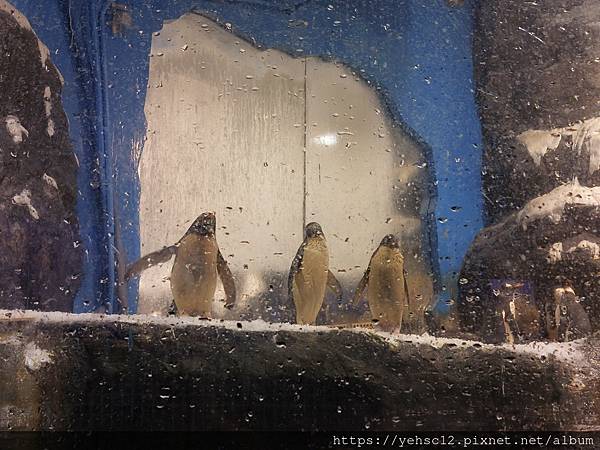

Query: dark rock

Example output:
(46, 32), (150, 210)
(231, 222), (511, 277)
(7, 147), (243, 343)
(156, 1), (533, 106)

(0, 5), (81, 311)
(474, 0), (600, 221)
(458, 180), (600, 341)
(465, 0), (600, 340)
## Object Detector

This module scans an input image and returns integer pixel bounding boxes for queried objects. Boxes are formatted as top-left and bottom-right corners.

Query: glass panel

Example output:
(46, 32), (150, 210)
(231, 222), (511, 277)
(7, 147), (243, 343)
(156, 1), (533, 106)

(2, 0), (600, 437)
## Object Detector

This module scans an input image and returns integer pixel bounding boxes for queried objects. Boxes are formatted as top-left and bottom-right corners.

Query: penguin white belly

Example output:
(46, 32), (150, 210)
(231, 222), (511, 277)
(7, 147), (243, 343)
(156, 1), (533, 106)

(367, 248), (405, 331)
(294, 240), (329, 325)
(170, 234), (218, 317)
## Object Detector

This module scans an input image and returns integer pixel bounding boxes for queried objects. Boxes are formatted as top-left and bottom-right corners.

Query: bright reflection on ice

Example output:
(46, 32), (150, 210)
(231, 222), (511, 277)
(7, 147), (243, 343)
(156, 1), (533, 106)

(313, 133), (338, 147)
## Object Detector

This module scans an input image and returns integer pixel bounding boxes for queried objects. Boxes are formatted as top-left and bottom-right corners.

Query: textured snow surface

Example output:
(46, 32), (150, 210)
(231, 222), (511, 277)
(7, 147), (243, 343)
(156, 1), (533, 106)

(517, 117), (600, 173)
(517, 178), (600, 227)
(23, 342), (52, 371)
(0, 309), (589, 368)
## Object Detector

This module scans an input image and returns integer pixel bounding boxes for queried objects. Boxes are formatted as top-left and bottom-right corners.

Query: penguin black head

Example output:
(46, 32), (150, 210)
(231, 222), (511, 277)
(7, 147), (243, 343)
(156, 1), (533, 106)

(305, 222), (323, 238)
(189, 212), (216, 236)
(380, 234), (400, 249)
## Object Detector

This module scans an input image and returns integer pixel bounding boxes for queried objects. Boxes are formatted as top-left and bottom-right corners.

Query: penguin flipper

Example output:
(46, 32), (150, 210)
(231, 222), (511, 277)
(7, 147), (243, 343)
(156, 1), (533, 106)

(546, 303), (559, 341)
(504, 304), (520, 344)
(168, 300), (178, 316)
(217, 250), (236, 308)
(288, 243), (305, 303)
(352, 267), (369, 306)
(125, 245), (178, 280)
(501, 310), (515, 345)
(403, 269), (411, 307)
(327, 270), (343, 303)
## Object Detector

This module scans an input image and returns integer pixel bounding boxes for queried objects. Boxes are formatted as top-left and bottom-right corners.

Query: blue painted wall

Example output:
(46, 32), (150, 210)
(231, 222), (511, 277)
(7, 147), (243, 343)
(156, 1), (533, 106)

(9, 0), (484, 314)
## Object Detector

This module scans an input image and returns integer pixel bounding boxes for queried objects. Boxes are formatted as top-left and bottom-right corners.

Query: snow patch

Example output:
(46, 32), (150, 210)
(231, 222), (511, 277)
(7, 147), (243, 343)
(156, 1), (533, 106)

(517, 129), (562, 166)
(517, 117), (600, 174)
(568, 240), (600, 259)
(517, 178), (600, 228)
(547, 242), (563, 263)
(43, 86), (55, 137)
(379, 331), (588, 367)
(23, 342), (52, 371)
(5, 115), (28, 144)
(12, 189), (39, 220)
(42, 173), (58, 190)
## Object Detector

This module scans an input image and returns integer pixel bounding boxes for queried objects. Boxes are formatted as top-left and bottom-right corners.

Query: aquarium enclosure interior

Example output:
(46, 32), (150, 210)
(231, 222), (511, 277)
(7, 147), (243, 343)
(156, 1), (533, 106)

(2, 0), (600, 434)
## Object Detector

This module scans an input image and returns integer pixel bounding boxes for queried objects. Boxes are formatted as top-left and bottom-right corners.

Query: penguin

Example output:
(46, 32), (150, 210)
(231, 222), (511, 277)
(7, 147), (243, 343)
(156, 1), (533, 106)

(547, 282), (591, 342)
(352, 234), (410, 333)
(288, 222), (342, 325)
(491, 281), (541, 344)
(125, 212), (236, 317)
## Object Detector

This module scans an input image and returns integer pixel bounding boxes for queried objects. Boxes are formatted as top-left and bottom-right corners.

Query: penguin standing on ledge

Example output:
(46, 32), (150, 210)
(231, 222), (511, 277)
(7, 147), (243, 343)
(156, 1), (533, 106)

(491, 280), (541, 344)
(548, 282), (591, 342)
(126, 212), (236, 317)
(352, 234), (410, 333)
(288, 222), (342, 325)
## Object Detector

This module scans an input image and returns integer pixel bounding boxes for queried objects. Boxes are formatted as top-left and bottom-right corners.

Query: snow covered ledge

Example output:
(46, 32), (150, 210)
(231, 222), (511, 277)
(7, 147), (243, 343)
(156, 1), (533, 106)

(0, 310), (599, 431)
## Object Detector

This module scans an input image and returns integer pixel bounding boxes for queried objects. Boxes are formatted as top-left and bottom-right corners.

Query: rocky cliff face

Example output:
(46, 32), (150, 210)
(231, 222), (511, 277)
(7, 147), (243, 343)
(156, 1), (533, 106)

(474, 0), (600, 221)
(459, 180), (600, 339)
(0, 2), (81, 311)
(458, 0), (600, 341)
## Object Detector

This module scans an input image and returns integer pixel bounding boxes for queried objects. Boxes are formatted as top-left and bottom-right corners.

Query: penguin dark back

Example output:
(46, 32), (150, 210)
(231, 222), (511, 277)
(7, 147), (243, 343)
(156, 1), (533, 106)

(305, 222), (323, 238)
(380, 234), (400, 249)
(188, 212), (216, 236)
